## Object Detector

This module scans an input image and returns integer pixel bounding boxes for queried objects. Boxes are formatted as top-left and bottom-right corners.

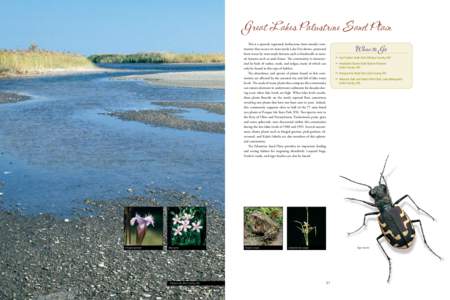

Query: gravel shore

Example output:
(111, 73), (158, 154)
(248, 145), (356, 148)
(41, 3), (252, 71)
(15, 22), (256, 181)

(119, 71), (224, 89)
(0, 190), (224, 299)
(0, 92), (31, 104)
(108, 108), (224, 134)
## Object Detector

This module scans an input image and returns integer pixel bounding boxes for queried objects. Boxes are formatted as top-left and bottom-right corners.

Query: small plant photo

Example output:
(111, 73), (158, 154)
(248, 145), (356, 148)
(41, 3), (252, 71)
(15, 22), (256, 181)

(167, 207), (207, 250)
(244, 207), (283, 250)
(287, 207), (326, 250)
(124, 206), (163, 250)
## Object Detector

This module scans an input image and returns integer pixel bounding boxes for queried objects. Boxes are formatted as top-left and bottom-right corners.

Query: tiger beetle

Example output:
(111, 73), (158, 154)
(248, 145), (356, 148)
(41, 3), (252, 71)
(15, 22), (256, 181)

(340, 155), (442, 282)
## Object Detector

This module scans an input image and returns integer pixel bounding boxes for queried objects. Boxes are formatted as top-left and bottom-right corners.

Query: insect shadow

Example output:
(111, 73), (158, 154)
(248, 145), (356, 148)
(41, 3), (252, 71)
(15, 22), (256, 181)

(341, 154), (442, 283)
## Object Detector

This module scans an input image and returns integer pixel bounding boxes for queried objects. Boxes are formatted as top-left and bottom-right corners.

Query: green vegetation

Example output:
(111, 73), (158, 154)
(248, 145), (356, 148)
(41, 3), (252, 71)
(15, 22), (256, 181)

(88, 52), (224, 64)
(0, 47), (95, 76)
(125, 228), (163, 246)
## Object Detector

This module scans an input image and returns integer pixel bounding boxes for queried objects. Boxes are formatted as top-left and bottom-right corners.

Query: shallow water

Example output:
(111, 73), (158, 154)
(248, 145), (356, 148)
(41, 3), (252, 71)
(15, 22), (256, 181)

(0, 64), (224, 215)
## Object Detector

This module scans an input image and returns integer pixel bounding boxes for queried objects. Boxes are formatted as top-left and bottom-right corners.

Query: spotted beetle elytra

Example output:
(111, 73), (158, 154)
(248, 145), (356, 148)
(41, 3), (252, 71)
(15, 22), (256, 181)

(341, 155), (442, 282)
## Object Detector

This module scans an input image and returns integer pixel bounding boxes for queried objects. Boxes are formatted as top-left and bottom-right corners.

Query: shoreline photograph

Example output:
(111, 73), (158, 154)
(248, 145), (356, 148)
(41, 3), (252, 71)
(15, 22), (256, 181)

(0, 1), (224, 299)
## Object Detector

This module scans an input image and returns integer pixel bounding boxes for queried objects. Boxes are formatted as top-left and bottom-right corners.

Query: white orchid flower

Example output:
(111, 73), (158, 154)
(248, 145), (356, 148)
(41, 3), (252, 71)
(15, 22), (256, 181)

(180, 219), (192, 232)
(191, 220), (203, 233)
(182, 213), (193, 220)
(172, 214), (182, 225)
(174, 225), (183, 236)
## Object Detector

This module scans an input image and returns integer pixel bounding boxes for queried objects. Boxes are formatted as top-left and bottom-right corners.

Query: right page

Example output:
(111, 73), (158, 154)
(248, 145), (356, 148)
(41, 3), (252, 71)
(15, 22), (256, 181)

(226, 0), (450, 298)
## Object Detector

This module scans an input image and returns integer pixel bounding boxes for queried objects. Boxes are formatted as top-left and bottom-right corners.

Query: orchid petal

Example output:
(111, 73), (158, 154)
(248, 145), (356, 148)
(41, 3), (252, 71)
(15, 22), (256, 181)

(144, 215), (154, 227)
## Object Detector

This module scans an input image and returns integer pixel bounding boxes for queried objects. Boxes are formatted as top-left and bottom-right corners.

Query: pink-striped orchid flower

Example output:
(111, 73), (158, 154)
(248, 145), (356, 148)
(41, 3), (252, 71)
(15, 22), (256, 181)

(130, 213), (155, 245)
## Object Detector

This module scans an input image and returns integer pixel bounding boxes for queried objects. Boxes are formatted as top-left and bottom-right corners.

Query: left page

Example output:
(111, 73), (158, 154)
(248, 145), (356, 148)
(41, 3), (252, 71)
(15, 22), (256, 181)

(0, 1), (224, 299)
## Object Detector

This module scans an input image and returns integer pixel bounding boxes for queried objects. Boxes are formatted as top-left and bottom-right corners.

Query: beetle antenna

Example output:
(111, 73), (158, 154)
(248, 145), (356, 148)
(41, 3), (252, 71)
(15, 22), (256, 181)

(340, 176), (372, 189)
(379, 154), (390, 184)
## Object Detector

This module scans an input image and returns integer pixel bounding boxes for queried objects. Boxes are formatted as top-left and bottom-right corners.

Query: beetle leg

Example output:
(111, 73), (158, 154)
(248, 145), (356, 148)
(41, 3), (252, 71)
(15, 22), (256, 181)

(348, 212), (379, 235)
(395, 195), (435, 221)
(345, 197), (376, 207)
(411, 219), (442, 260)
(376, 234), (392, 283)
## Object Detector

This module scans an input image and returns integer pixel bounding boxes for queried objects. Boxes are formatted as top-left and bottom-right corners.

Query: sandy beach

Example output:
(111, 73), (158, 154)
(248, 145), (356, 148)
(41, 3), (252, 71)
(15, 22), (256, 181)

(108, 108), (225, 134)
(119, 70), (225, 89)
(0, 92), (31, 104)
(152, 101), (224, 115)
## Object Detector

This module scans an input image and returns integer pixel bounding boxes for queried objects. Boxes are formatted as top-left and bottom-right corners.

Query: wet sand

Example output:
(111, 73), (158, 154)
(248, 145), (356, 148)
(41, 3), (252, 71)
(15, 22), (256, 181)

(108, 108), (224, 133)
(119, 71), (224, 89)
(0, 92), (31, 104)
(152, 101), (224, 115)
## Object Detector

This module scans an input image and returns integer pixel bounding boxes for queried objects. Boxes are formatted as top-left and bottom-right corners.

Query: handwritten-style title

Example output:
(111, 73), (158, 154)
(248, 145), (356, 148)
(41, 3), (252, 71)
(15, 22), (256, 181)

(241, 20), (392, 36)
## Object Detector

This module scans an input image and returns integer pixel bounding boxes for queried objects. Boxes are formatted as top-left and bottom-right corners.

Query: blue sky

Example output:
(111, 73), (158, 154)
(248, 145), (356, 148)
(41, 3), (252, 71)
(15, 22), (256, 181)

(0, 0), (224, 55)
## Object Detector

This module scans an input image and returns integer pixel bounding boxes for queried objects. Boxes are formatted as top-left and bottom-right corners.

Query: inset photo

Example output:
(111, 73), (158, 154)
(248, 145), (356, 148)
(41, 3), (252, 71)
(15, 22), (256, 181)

(244, 207), (283, 250)
(287, 207), (326, 250)
(124, 206), (164, 250)
(167, 207), (207, 250)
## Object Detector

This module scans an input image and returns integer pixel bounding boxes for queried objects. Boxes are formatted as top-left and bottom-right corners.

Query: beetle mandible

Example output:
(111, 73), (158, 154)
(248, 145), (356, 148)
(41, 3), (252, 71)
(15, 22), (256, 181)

(340, 155), (442, 282)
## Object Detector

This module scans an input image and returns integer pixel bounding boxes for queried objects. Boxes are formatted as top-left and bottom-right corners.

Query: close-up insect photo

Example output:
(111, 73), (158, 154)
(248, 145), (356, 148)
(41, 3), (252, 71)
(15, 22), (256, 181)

(340, 154), (442, 283)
